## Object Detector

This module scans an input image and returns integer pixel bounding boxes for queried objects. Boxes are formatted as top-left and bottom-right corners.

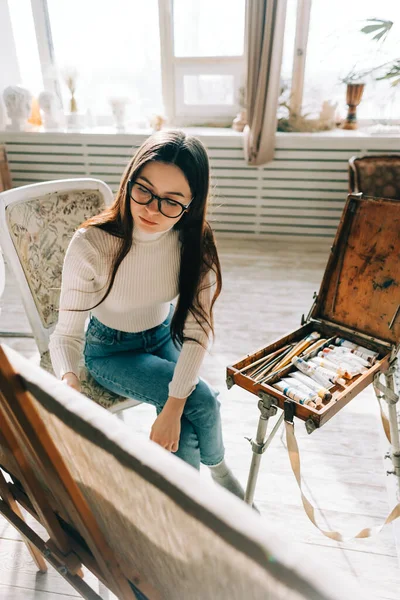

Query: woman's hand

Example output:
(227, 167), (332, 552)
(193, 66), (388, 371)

(62, 371), (81, 393)
(150, 396), (186, 453)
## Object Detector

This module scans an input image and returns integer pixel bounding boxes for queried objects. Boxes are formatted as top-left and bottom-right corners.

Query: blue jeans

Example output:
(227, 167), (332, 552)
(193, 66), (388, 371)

(83, 307), (224, 470)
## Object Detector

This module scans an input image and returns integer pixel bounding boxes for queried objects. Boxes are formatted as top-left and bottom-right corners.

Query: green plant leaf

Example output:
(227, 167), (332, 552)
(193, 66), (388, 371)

(360, 24), (384, 34)
(372, 30), (390, 41)
(376, 60), (400, 84)
(360, 18), (393, 42)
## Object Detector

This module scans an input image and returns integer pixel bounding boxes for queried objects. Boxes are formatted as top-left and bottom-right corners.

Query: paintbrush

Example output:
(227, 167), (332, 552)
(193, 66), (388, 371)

(239, 344), (291, 375)
(252, 346), (294, 382)
(273, 331), (321, 372)
(250, 346), (293, 379)
(258, 364), (293, 385)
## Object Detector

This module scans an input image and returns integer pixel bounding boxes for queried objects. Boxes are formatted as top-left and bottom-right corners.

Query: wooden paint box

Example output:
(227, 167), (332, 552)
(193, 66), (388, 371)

(227, 193), (400, 430)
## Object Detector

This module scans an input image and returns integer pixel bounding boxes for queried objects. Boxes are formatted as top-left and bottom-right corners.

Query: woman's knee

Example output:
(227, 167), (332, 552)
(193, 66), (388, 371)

(184, 379), (220, 420)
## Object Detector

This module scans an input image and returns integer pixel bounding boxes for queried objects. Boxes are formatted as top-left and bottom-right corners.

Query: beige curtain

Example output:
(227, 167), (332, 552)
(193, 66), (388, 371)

(244, 0), (288, 166)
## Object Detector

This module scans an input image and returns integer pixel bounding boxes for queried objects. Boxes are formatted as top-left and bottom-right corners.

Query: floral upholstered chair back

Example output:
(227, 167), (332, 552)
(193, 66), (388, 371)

(5, 189), (105, 330)
(2, 182), (138, 412)
(349, 155), (400, 200)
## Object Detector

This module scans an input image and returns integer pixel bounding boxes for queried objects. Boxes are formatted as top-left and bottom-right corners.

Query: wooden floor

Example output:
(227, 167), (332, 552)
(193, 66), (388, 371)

(0, 236), (399, 599)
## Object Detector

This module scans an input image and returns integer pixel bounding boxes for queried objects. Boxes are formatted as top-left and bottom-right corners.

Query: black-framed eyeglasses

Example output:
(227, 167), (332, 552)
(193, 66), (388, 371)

(128, 179), (192, 219)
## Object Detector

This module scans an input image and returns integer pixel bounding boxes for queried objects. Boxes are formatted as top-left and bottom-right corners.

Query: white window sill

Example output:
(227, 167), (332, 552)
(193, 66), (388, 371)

(1, 124), (399, 140)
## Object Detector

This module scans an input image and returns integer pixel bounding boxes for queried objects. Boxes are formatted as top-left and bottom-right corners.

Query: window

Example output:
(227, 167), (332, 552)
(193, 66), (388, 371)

(46, 0), (163, 125)
(161, 0), (246, 125)
(8, 0), (396, 131)
(5, 0), (246, 128)
(286, 0), (400, 123)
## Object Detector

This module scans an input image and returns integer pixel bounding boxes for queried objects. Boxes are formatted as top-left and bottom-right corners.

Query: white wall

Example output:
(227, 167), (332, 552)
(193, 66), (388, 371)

(0, 0), (21, 128)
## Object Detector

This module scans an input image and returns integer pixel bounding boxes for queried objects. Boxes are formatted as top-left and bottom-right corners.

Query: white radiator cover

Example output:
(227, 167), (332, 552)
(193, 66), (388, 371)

(0, 130), (398, 239)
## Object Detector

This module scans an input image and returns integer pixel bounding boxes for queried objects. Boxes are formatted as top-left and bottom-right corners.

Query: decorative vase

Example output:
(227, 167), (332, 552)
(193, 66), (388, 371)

(3, 85), (32, 131)
(150, 114), (166, 132)
(109, 97), (130, 132)
(342, 83), (365, 130)
(38, 91), (63, 131)
(232, 109), (247, 132)
(70, 94), (77, 113)
(28, 97), (42, 127)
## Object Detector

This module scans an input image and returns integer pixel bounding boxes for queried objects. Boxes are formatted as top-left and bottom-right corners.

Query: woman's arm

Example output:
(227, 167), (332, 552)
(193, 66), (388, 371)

(168, 268), (216, 401)
(150, 270), (216, 452)
(150, 396), (186, 452)
(62, 371), (82, 392)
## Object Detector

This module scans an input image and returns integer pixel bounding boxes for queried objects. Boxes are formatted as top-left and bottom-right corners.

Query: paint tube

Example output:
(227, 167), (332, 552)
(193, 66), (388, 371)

(325, 347), (370, 371)
(293, 356), (346, 387)
(335, 338), (378, 363)
(292, 357), (333, 388)
(273, 381), (316, 406)
(281, 377), (322, 407)
(307, 359), (347, 385)
(321, 349), (368, 374)
(324, 346), (370, 368)
(317, 351), (365, 376)
(310, 356), (357, 380)
(289, 371), (332, 401)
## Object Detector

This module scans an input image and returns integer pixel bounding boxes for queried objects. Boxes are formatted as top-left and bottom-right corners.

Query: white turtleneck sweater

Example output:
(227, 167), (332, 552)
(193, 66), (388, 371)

(49, 225), (213, 399)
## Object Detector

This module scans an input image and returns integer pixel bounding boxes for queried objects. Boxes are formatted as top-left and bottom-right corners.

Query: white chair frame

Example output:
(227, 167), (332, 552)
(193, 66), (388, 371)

(0, 178), (141, 415)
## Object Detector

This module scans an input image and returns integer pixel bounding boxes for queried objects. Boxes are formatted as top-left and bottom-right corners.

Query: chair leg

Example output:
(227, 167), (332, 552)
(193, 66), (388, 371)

(0, 470), (47, 573)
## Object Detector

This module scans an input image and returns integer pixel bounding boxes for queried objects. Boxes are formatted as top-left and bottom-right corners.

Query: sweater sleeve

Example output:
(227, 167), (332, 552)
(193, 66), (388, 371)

(49, 230), (100, 379)
(168, 269), (216, 399)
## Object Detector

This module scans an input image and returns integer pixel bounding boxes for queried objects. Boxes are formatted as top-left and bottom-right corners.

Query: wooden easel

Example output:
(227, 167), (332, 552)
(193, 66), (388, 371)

(0, 345), (155, 600)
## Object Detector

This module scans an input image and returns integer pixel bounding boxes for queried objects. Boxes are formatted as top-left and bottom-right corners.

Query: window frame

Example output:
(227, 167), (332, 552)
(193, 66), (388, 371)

(6, 0), (399, 129)
(288, 0), (399, 125)
(27, 0), (246, 127)
(289, 0), (312, 118)
(158, 0), (246, 126)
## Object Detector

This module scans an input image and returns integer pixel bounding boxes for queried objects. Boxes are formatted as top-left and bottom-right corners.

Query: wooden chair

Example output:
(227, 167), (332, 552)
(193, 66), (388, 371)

(0, 178), (141, 415)
(0, 343), (370, 600)
(349, 154), (400, 199)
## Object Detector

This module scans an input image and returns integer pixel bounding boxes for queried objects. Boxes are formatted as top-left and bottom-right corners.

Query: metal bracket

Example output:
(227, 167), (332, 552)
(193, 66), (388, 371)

(245, 435), (266, 455)
(301, 291), (318, 326)
(386, 356), (398, 376)
(244, 394), (283, 455)
(226, 374), (235, 390)
(374, 376), (399, 405)
(305, 418), (317, 435)
(391, 452), (400, 469)
(257, 391), (278, 418)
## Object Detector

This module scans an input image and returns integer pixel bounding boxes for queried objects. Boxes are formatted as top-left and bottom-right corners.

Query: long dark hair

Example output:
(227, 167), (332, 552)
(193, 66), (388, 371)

(81, 130), (222, 347)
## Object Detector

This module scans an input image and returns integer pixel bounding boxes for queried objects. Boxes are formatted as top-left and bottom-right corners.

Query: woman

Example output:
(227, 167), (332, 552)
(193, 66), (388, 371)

(49, 130), (245, 500)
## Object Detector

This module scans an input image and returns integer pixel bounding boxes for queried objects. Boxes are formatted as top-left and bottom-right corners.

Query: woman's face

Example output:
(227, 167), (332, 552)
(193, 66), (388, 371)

(130, 161), (192, 233)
